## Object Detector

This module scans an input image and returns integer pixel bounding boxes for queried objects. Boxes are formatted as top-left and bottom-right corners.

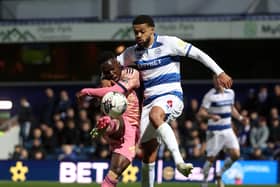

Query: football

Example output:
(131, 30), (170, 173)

(101, 91), (128, 118)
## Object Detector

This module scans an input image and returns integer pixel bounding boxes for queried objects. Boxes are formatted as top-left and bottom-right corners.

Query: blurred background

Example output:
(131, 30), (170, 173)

(0, 0), (279, 185)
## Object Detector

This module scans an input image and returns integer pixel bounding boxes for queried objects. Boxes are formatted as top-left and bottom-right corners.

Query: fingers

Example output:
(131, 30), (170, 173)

(217, 72), (233, 89)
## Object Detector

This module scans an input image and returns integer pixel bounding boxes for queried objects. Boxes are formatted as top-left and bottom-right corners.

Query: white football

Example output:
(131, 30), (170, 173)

(101, 91), (128, 118)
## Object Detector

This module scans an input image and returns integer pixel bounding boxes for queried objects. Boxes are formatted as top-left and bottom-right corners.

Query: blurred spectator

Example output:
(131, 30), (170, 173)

(64, 119), (79, 145)
(250, 117), (269, 158)
(269, 84), (280, 112)
(243, 88), (258, 113)
(55, 90), (72, 120)
(58, 144), (78, 161)
(42, 127), (57, 156)
(41, 88), (56, 125)
(10, 145), (22, 160)
(79, 121), (94, 147)
(65, 107), (78, 123)
(267, 118), (280, 160)
(256, 86), (270, 117)
(184, 98), (199, 122)
(33, 150), (45, 160)
(249, 111), (259, 127)
(29, 139), (45, 160)
(78, 109), (91, 126)
(17, 97), (35, 145)
(197, 121), (207, 144)
(19, 148), (29, 160)
(94, 137), (110, 160)
(238, 118), (251, 147)
(162, 149), (172, 161)
(238, 117), (252, 159)
(180, 120), (197, 149)
(53, 120), (66, 147)
(25, 128), (43, 149)
(268, 107), (280, 125)
(188, 137), (205, 160)
(250, 148), (266, 160)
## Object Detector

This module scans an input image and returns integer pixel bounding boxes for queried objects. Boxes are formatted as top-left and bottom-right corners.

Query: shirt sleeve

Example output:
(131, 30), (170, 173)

(187, 45), (224, 75)
(117, 47), (135, 67)
(169, 36), (192, 56)
(201, 92), (211, 109)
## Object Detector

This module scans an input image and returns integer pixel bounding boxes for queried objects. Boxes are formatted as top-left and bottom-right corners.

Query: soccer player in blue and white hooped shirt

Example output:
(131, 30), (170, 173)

(117, 15), (233, 187)
(197, 75), (248, 187)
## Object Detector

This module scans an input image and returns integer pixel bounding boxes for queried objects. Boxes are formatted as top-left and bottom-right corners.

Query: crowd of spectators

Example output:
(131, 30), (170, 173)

(9, 84), (280, 162)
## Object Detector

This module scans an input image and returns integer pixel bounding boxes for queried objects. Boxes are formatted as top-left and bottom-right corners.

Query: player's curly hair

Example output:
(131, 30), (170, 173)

(97, 51), (116, 65)
(132, 15), (155, 27)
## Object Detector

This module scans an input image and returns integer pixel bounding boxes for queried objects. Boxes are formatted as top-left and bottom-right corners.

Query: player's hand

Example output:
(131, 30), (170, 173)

(89, 116), (112, 138)
(97, 116), (112, 129)
(217, 72), (232, 89)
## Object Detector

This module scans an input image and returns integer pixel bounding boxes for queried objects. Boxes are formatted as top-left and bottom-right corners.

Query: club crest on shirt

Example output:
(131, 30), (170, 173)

(154, 48), (161, 56)
(167, 100), (173, 108)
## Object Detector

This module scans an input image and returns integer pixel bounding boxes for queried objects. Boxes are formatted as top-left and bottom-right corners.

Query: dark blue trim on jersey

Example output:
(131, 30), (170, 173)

(210, 112), (231, 118)
(186, 44), (192, 57)
(143, 91), (183, 106)
(151, 34), (163, 48)
(208, 124), (231, 131)
(164, 113), (170, 121)
(116, 82), (128, 94)
(214, 90), (232, 95)
(211, 100), (233, 107)
(143, 73), (181, 88)
(136, 55), (180, 70)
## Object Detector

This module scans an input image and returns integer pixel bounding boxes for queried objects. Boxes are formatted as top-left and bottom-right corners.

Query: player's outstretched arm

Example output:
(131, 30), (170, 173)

(187, 45), (232, 88)
(78, 68), (140, 98)
(78, 83), (125, 98)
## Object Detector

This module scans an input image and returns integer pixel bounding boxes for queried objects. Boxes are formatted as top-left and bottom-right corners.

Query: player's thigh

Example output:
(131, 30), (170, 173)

(224, 129), (240, 157)
(112, 124), (139, 162)
(206, 131), (224, 157)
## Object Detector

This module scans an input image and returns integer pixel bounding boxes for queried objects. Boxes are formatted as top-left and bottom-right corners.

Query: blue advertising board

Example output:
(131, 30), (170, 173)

(0, 160), (278, 184)
(217, 160), (278, 185)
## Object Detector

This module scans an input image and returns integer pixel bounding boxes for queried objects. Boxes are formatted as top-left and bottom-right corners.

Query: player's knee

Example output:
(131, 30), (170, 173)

(231, 150), (240, 161)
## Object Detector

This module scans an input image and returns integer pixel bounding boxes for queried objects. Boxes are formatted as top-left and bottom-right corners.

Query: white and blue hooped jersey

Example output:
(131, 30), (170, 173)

(117, 34), (192, 106)
(201, 88), (234, 131)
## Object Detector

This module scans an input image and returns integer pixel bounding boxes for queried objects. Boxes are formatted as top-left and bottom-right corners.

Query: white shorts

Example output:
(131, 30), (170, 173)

(206, 128), (240, 157)
(140, 95), (184, 143)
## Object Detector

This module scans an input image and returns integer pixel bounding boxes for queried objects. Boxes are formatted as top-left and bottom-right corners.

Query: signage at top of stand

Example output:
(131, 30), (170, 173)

(0, 20), (280, 43)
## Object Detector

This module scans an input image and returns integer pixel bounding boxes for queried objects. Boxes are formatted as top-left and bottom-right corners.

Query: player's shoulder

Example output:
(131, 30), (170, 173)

(157, 35), (180, 43)
(207, 88), (217, 95)
(202, 88), (215, 99)
(224, 88), (234, 94)
(123, 45), (137, 54)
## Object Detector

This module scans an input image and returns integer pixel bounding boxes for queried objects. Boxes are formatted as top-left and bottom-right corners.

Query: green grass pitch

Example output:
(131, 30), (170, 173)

(0, 182), (278, 187)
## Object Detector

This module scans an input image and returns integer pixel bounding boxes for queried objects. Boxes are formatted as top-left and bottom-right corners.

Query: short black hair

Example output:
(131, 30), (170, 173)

(132, 15), (155, 27)
(97, 51), (116, 65)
